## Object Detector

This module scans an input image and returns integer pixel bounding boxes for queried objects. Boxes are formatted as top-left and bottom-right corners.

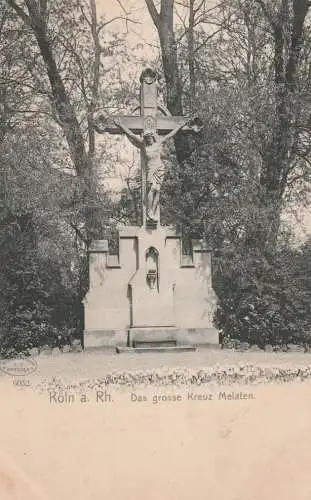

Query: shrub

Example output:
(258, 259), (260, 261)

(0, 221), (84, 357)
(214, 240), (311, 346)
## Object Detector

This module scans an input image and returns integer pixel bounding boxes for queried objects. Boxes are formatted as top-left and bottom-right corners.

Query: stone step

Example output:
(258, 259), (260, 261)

(116, 345), (197, 354)
(133, 339), (177, 348)
(129, 327), (178, 346)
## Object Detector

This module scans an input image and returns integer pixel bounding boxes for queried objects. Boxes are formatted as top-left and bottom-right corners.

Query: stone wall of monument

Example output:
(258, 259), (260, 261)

(83, 226), (219, 348)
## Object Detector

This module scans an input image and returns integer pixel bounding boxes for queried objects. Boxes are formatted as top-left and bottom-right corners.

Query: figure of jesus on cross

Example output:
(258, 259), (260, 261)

(94, 68), (202, 226)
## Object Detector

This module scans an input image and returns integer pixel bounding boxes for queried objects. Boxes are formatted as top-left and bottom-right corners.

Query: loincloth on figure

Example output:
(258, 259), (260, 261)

(145, 143), (166, 188)
(147, 165), (165, 188)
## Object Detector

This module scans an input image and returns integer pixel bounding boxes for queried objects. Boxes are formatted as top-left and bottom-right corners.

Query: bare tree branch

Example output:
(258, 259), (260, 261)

(87, 0), (100, 157)
(116, 0), (129, 16)
(39, 0), (47, 20)
(145, 0), (160, 31)
(69, 221), (88, 245)
(188, 0), (195, 106)
(193, 27), (224, 54)
(79, 4), (92, 27)
(286, 0), (311, 91)
(6, 0), (30, 26)
(101, 15), (141, 28)
(254, 0), (277, 30)
(193, 0), (205, 16)
(286, 170), (311, 187)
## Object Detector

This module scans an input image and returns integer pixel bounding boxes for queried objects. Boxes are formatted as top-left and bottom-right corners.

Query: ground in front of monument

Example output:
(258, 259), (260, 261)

(15, 347), (311, 380)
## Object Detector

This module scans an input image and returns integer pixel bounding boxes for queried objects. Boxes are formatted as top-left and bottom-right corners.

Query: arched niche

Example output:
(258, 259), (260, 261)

(145, 247), (159, 291)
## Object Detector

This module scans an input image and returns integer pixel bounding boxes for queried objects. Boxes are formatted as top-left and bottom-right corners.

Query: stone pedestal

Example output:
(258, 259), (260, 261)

(83, 225), (219, 348)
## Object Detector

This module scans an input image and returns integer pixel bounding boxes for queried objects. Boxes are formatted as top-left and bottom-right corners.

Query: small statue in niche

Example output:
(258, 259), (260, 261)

(146, 269), (157, 290)
(146, 247), (159, 291)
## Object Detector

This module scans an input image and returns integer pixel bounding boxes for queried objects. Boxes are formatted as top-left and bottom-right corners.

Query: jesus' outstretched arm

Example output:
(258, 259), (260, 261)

(157, 119), (190, 146)
(113, 119), (143, 148)
(157, 116), (203, 146)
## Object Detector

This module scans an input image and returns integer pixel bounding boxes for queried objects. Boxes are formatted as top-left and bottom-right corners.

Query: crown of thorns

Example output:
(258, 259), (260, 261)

(140, 68), (157, 84)
(143, 130), (156, 136)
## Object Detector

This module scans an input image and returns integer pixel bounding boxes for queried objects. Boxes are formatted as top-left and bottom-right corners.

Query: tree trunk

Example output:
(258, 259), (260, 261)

(145, 0), (193, 165)
(188, 0), (196, 108)
(87, 0), (101, 159)
(253, 0), (310, 251)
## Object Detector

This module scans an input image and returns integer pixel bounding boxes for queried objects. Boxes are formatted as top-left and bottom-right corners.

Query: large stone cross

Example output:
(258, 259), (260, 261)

(95, 68), (199, 226)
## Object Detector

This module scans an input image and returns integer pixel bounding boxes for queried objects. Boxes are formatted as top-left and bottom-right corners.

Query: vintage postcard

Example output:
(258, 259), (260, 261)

(1, 0), (311, 499)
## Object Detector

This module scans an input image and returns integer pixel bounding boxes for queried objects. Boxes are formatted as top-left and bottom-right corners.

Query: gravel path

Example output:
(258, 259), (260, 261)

(27, 347), (311, 381)
(0, 347), (310, 388)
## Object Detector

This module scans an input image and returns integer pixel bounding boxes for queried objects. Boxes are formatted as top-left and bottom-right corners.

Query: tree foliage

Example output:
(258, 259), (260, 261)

(0, 0), (130, 355)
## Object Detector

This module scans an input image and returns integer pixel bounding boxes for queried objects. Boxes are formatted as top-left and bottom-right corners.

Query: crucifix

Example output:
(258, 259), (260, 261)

(94, 68), (202, 226)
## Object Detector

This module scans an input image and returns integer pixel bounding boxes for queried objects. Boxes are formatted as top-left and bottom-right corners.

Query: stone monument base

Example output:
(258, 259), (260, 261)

(83, 225), (219, 349)
(84, 327), (220, 349)
(129, 327), (219, 348)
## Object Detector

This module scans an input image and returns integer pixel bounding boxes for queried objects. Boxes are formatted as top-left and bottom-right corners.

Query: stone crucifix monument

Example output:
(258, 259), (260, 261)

(83, 68), (219, 350)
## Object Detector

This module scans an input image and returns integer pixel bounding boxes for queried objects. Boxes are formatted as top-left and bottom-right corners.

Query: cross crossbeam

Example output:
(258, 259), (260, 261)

(103, 115), (196, 135)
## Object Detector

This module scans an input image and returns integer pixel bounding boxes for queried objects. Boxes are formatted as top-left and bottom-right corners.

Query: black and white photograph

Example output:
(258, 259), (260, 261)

(1, 0), (311, 499)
